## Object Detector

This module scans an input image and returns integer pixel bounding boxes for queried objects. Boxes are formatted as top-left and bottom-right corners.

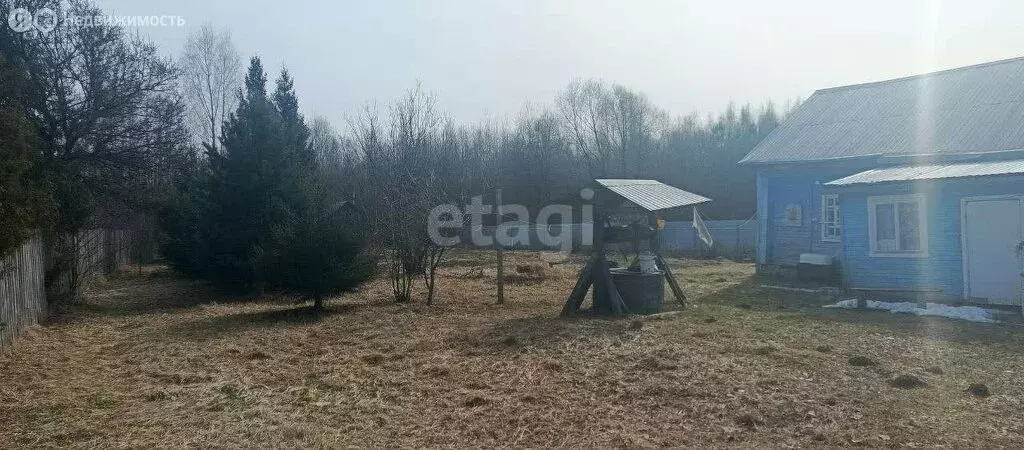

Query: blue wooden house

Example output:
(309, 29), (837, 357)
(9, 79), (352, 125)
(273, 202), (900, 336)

(741, 57), (1024, 305)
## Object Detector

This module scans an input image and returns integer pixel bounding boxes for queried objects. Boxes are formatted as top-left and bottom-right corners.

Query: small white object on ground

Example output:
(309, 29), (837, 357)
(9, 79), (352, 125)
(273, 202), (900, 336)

(823, 299), (999, 323)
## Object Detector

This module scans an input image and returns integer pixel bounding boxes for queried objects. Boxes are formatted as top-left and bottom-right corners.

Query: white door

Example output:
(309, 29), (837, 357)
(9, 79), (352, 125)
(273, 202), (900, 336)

(963, 197), (1023, 305)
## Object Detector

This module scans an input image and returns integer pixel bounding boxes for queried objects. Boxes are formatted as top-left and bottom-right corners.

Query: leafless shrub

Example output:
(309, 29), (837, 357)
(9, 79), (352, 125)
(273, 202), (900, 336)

(350, 86), (462, 305)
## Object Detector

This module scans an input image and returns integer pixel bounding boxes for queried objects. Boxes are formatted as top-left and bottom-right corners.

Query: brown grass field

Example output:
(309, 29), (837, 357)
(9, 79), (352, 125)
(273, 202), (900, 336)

(2, 250), (1023, 448)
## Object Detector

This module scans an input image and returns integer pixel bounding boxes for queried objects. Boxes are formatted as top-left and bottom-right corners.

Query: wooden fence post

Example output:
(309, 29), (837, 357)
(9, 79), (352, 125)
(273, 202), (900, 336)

(495, 189), (504, 305)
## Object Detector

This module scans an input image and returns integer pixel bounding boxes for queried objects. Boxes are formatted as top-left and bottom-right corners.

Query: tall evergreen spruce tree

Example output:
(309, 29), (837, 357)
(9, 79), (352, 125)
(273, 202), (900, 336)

(270, 68), (374, 308)
(162, 56), (374, 307)
(205, 57), (289, 292)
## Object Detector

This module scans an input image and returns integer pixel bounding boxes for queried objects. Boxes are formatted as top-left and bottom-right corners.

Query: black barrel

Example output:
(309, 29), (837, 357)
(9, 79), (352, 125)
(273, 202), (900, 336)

(610, 269), (665, 314)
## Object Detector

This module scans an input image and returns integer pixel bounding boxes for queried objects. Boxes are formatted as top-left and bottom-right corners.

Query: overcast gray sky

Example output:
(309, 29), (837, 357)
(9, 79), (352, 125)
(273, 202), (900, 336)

(95, 0), (1024, 126)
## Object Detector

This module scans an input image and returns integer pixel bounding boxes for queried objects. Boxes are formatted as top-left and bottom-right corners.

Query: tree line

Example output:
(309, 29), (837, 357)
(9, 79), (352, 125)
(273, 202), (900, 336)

(333, 79), (795, 226)
(0, 0), (794, 308)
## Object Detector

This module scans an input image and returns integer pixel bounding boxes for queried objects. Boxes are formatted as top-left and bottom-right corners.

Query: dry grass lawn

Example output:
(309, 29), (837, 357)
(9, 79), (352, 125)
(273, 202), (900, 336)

(2, 250), (1024, 448)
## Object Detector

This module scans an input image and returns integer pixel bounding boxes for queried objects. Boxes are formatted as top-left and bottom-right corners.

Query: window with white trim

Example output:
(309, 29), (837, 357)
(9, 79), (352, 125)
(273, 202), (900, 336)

(821, 194), (841, 242)
(867, 194), (927, 256)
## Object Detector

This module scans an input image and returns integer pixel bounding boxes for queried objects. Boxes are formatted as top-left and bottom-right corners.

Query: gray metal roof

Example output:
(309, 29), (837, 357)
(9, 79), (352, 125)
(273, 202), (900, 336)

(595, 179), (711, 211)
(825, 159), (1024, 186)
(740, 57), (1024, 164)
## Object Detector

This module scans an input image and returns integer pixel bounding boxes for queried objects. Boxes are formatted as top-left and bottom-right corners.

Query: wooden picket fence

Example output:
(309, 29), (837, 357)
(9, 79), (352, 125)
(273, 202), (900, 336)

(0, 236), (46, 349)
(0, 228), (153, 350)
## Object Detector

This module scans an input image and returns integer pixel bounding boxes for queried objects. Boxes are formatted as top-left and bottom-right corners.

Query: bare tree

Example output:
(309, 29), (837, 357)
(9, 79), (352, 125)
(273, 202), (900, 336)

(351, 102), (415, 303)
(556, 79), (615, 177)
(310, 115), (363, 200)
(448, 122), (500, 207)
(501, 107), (576, 211)
(2, 0), (189, 303)
(180, 23), (241, 152)
(609, 84), (667, 177)
(350, 86), (461, 305)
(556, 80), (667, 178)
(309, 115), (342, 165)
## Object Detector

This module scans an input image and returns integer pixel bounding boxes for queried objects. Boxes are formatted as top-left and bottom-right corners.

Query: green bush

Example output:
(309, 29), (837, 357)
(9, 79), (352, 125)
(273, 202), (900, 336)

(159, 164), (213, 279)
(0, 54), (52, 257)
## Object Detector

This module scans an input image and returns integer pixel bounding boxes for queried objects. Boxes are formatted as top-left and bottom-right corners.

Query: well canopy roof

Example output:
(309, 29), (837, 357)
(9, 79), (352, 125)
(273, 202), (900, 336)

(595, 179), (710, 211)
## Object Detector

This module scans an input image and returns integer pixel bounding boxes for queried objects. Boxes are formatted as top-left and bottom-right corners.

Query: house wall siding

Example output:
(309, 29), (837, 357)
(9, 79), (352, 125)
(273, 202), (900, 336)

(756, 163), (874, 266)
(756, 173), (768, 264)
(835, 176), (1024, 299)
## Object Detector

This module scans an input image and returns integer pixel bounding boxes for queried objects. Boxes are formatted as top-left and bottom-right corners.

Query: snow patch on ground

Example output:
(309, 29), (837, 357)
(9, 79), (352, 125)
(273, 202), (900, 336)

(757, 284), (821, 293)
(824, 299), (1000, 323)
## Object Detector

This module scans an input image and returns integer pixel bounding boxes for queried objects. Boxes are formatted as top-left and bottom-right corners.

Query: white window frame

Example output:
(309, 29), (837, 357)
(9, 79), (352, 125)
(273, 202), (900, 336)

(821, 194), (841, 242)
(867, 194), (928, 258)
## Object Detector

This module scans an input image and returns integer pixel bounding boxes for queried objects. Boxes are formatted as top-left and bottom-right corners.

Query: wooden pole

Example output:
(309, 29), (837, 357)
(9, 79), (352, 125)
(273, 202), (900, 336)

(656, 254), (687, 308)
(650, 213), (661, 254)
(561, 253), (597, 316)
(495, 188), (504, 305)
(591, 208), (606, 311)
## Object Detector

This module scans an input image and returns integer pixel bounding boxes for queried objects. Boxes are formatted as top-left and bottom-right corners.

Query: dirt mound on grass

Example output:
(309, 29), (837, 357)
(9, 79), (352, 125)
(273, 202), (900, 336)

(967, 383), (990, 397)
(848, 355), (877, 367)
(463, 395), (490, 407)
(634, 356), (678, 371)
(890, 374), (927, 389)
(507, 264), (547, 283)
(361, 353), (385, 365)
